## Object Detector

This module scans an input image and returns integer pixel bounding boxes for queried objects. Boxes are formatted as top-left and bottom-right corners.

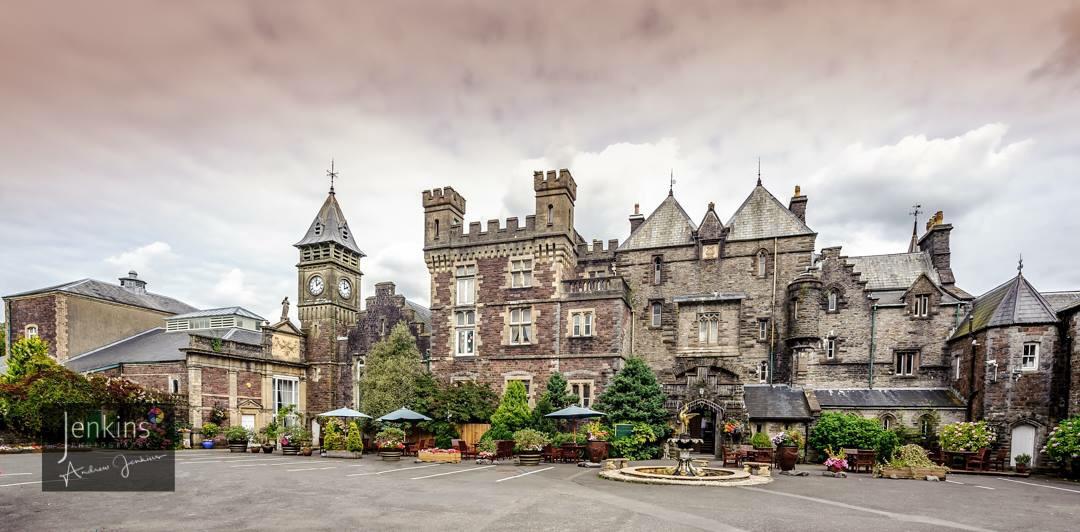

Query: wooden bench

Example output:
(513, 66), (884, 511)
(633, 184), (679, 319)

(743, 461), (772, 477)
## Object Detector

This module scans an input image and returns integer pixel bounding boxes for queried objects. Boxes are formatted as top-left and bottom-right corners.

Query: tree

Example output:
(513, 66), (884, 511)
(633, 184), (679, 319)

(0, 325), (6, 358)
(531, 372), (577, 434)
(359, 322), (423, 418)
(595, 357), (669, 438)
(3, 337), (53, 383)
(487, 380), (532, 440)
(345, 420), (364, 453)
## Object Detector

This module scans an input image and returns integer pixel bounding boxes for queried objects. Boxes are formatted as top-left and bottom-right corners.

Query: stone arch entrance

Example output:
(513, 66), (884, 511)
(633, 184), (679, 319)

(682, 398), (724, 458)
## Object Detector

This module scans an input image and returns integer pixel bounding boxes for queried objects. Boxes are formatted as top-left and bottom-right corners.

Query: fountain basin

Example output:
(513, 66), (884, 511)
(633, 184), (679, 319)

(600, 464), (771, 487)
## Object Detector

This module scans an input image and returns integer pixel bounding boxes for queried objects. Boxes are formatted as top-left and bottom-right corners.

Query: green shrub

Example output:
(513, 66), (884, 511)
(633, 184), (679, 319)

(595, 357), (670, 441)
(751, 432), (772, 449)
(610, 422), (660, 460)
(201, 422), (220, 439)
(346, 421), (364, 453)
(885, 444), (938, 469)
(809, 412), (898, 461)
(1044, 416), (1080, 463)
(512, 428), (549, 452)
(225, 425), (250, 443)
(322, 419), (345, 451)
(939, 421), (994, 452)
(550, 432), (587, 446)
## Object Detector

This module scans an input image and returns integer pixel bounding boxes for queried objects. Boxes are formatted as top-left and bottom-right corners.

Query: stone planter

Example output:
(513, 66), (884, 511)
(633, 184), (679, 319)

(228, 442), (247, 453)
(379, 449), (403, 461)
(518, 451), (542, 466)
(878, 466), (947, 480)
(281, 444), (300, 456)
(325, 450), (363, 459)
(418, 450), (461, 463)
(778, 445), (798, 471)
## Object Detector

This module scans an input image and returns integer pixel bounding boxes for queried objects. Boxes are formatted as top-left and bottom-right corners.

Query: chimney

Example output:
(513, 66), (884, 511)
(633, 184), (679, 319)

(118, 270), (147, 295)
(789, 185), (808, 223)
(375, 281), (395, 298)
(918, 211), (955, 285)
(629, 203), (645, 233)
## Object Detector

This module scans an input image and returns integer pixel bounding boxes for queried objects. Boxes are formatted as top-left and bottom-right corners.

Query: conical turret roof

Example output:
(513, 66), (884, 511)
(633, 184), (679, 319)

(951, 272), (1057, 339)
(294, 192), (365, 256)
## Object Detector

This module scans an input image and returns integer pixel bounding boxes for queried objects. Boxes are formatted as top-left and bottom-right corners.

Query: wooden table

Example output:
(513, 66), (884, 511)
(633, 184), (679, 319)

(945, 451), (975, 470)
(561, 444), (585, 462)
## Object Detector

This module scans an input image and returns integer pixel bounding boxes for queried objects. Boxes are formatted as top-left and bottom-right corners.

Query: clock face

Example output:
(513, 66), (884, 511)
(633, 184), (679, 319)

(308, 275), (325, 296)
(338, 278), (352, 299)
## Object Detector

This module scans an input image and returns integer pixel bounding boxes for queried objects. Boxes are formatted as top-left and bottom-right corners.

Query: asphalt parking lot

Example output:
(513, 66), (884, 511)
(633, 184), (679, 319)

(3, 450), (1080, 531)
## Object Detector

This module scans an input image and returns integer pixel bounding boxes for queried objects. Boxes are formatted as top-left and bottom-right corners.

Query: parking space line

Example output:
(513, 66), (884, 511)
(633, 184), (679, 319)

(495, 466), (553, 483)
(0, 473), (34, 477)
(179, 458), (286, 465)
(410, 465), (494, 480)
(945, 480), (964, 485)
(974, 486), (994, 490)
(0, 480), (44, 488)
(347, 464), (441, 477)
(231, 461), (309, 468)
(996, 478), (1080, 494)
(286, 466), (337, 472)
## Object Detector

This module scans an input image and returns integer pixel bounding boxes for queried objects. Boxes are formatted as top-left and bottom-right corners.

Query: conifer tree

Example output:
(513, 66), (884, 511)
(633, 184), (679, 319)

(595, 357), (670, 437)
(488, 380), (532, 439)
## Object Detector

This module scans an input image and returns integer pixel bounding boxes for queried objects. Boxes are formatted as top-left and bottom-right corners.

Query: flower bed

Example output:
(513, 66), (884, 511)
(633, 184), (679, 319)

(418, 448), (461, 463)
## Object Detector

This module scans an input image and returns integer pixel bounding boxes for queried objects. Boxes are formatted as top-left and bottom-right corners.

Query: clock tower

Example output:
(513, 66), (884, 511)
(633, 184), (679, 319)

(295, 176), (364, 414)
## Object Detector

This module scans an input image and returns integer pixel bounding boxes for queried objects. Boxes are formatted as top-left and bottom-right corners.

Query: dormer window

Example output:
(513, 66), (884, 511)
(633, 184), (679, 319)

(313, 223), (323, 236)
(341, 225), (349, 239)
(914, 294), (930, 317)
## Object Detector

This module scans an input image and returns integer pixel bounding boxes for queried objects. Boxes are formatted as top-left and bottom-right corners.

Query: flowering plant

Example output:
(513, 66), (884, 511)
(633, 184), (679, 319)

(823, 447), (848, 471)
(1043, 416), (1080, 462)
(722, 419), (742, 435)
(375, 427), (407, 449)
(939, 421), (995, 452)
(584, 421), (609, 441)
(420, 448), (460, 454)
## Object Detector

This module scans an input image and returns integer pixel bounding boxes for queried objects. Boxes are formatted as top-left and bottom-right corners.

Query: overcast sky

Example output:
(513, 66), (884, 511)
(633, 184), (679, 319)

(2, 1), (1079, 322)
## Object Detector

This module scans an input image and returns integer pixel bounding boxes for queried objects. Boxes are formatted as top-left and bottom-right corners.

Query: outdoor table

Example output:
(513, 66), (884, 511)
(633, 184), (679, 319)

(562, 444), (586, 462)
(945, 451), (974, 470)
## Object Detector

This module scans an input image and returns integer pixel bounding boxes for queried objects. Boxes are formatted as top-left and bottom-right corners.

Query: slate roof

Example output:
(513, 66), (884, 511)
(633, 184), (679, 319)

(1043, 291), (1080, 313)
(169, 307), (266, 321)
(871, 289), (959, 307)
(725, 184), (814, 241)
(404, 300), (432, 329)
(65, 326), (265, 373)
(846, 252), (941, 291)
(744, 385), (812, 420)
(617, 193), (698, 251)
(697, 205), (724, 241)
(294, 192), (365, 256)
(951, 273), (1059, 339)
(4, 278), (196, 315)
(814, 388), (965, 409)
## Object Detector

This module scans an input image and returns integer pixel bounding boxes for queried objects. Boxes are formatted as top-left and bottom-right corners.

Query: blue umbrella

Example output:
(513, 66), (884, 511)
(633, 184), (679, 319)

(545, 405), (606, 443)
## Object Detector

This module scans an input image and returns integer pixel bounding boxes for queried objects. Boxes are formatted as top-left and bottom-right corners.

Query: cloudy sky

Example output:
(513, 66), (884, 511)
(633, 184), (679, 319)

(2, 1), (1079, 322)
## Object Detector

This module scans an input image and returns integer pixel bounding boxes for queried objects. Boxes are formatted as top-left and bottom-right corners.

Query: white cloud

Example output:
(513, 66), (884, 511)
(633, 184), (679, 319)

(210, 268), (257, 308)
(104, 241), (174, 272)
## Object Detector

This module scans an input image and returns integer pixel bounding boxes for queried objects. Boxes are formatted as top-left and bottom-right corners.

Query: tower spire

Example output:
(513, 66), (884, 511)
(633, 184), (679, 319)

(669, 169), (675, 196)
(756, 157), (762, 186)
(1018, 253), (1024, 276)
(327, 159), (338, 195)
(907, 204), (922, 253)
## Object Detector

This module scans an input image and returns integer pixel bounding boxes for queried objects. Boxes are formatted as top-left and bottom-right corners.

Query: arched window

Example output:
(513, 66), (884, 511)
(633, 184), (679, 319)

(434, 219), (440, 239)
(757, 250), (768, 277)
(827, 290), (838, 312)
(653, 256), (663, 284)
(698, 314), (719, 344)
(919, 414), (934, 436)
(547, 204), (554, 226)
(881, 414), (896, 431)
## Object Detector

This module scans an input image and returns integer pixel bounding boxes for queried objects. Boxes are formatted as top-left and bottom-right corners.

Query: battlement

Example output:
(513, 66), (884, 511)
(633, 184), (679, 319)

(445, 215), (539, 243)
(422, 186), (466, 213)
(533, 169), (577, 201)
(576, 238), (620, 258)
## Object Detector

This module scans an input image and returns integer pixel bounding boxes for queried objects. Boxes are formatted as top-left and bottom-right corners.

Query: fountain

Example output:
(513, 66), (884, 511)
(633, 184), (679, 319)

(599, 404), (772, 486)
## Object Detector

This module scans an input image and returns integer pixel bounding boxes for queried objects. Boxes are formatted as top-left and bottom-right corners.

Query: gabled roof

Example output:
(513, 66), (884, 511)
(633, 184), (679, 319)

(294, 192), (365, 256)
(4, 278), (196, 315)
(814, 388), (965, 409)
(846, 252), (941, 291)
(1043, 291), (1080, 314)
(725, 184), (814, 241)
(617, 193), (697, 251)
(951, 273), (1059, 339)
(697, 204), (724, 241)
(169, 307), (265, 321)
(744, 385), (812, 420)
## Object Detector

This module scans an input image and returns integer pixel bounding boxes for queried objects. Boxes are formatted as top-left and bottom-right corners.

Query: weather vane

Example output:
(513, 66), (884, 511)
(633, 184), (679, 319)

(909, 204), (922, 222)
(1018, 253), (1023, 274)
(327, 159), (339, 194)
(756, 157), (762, 186)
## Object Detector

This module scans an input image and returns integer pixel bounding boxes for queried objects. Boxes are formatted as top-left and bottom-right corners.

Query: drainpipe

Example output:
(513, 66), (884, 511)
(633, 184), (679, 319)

(967, 338), (978, 422)
(769, 237), (778, 384)
(868, 302), (877, 389)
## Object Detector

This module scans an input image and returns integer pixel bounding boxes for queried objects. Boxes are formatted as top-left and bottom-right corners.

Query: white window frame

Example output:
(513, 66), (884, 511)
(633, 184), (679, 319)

(1021, 342), (1039, 372)
(272, 376), (299, 419)
(510, 258), (533, 288)
(455, 265), (476, 306)
(650, 302), (662, 328)
(827, 291), (838, 312)
(758, 361), (769, 383)
(652, 256), (663, 285)
(954, 355), (961, 380)
(915, 294), (930, 317)
(697, 313), (719, 344)
(758, 319), (768, 341)
(570, 310), (594, 337)
(509, 307), (532, 345)
(455, 310), (476, 356)
(25, 324), (39, 339)
(895, 351), (916, 376)
(826, 338), (836, 360)
(569, 380), (594, 408)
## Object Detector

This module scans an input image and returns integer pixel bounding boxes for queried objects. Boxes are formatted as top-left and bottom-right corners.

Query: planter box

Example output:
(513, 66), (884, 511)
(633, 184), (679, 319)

(418, 450), (461, 463)
(878, 466), (947, 480)
(325, 450), (363, 459)
(518, 452), (542, 466)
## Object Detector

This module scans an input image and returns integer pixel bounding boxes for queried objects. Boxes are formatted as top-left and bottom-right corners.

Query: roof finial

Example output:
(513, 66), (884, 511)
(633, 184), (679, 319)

(669, 169), (675, 196)
(907, 204), (922, 253)
(327, 159), (339, 194)
(756, 157), (762, 186)
(1018, 253), (1024, 276)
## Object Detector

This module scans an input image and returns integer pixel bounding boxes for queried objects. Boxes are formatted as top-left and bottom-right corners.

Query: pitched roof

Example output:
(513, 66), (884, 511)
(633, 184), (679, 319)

(814, 388), (965, 409)
(294, 192), (365, 256)
(4, 278), (196, 315)
(744, 385), (812, 420)
(846, 252), (941, 291)
(65, 326), (265, 373)
(1043, 291), (1080, 313)
(404, 299), (432, 329)
(617, 193), (697, 251)
(951, 273), (1059, 339)
(725, 184), (814, 241)
(169, 307), (265, 321)
(697, 204), (724, 241)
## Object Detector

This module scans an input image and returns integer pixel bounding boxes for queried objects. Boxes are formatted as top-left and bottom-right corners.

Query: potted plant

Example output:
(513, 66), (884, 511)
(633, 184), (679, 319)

(200, 422), (220, 449)
(513, 428), (549, 466)
(823, 447), (848, 474)
(1014, 453), (1032, 474)
(322, 419), (347, 457)
(225, 425), (250, 453)
(375, 427), (407, 461)
(258, 423), (278, 454)
(772, 430), (800, 471)
(877, 444), (947, 480)
(281, 426), (309, 456)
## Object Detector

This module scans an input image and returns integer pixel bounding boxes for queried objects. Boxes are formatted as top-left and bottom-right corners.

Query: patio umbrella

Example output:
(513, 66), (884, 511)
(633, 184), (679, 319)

(377, 407), (433, 450)
(545, 405), (606, 442)
(317, 407), (372, 419)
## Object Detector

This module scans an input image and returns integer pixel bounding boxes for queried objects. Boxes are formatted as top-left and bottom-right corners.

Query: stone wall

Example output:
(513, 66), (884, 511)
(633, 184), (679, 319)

(114, 361), (187, 394)
(1068, 310), (1080, 418)
(6, 293), (58, 356)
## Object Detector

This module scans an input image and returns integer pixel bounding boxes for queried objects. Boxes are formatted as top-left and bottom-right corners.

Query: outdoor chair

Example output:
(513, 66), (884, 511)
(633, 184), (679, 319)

(496, 440), (515, 461)
(457, 440), (476, 460)
(842, 449), (860, 471)
(855, 450), (876, 473)
(721, 446), (741, 467)
(967, 448), (989, 471)
(988, 448), (1009, 471)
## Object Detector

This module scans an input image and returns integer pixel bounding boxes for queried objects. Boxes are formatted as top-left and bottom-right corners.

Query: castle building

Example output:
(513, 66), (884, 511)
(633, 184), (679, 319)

(422, 169), (1076, 459)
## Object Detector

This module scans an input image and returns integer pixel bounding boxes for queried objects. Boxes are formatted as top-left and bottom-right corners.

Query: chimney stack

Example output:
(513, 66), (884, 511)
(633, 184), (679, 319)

(789, 185), (808, 223)
(629, 203), (645, 233)
(918, 211), (955, 285)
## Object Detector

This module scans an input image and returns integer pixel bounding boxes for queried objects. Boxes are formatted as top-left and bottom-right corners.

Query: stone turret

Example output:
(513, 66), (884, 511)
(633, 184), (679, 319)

(422, 187), (466, 248)
(534, 169), (577, 234)
(786, 271), (822, 342)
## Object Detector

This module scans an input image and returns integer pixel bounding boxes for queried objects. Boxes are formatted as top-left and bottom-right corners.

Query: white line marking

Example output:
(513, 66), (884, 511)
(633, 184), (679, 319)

(179, 457), (285, 465)
(286, 466), (337, 472)
(996, 478), (1080, 494)
(0, 473), (34, 477)
(974, 486), (994, 490)
(495, 466), (553, 482)
(945, 479), (965, 485)
(411, 465), (495, 480)
(346, 464), (441, 477)
(0, 480), (44, 488)
(231, 461), (309, 468)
